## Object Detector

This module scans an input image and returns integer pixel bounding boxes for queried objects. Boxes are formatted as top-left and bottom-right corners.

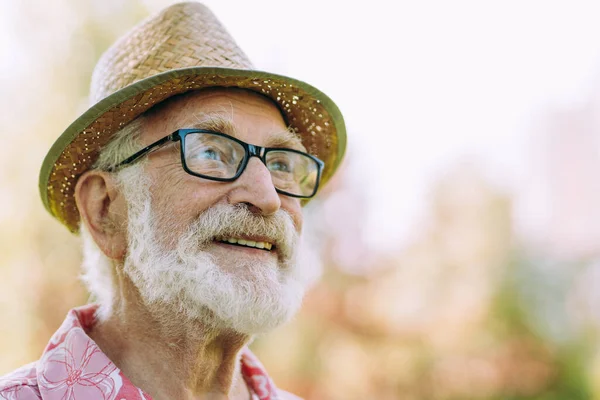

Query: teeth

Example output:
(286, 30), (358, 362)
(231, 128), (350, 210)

(219, 237), (273, 251)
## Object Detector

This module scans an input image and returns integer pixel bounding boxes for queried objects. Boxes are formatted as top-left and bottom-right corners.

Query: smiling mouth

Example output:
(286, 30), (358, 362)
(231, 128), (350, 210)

(216, 237), (274, 252)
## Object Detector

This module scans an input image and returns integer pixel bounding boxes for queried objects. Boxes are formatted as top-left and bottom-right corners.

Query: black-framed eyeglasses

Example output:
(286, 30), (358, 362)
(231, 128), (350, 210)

(109, 129), (325, 198)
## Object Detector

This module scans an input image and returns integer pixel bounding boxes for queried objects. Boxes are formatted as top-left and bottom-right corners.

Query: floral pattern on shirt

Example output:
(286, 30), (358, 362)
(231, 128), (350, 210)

(38, 328), (122, 400)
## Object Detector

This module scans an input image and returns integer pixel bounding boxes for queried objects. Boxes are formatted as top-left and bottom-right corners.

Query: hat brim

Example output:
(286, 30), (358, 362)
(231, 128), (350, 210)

(39, 66), (346, 232)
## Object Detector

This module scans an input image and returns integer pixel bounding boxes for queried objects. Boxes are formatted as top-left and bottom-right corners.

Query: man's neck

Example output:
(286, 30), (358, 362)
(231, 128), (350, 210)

(87, 278), (252, 400)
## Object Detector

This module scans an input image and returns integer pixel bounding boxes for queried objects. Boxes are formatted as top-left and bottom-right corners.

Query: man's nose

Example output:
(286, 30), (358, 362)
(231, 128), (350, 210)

(227, 157), (281, 215)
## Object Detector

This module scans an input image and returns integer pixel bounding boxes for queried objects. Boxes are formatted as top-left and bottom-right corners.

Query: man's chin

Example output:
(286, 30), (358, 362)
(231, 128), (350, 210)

(171, 277), (305, 335)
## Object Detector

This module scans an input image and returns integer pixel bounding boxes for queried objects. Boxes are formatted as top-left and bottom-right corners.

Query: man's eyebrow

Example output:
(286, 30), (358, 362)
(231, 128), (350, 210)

(267, 128), (306, 151)
(187, 113), (237, 136)
(186, 113), (306, 151)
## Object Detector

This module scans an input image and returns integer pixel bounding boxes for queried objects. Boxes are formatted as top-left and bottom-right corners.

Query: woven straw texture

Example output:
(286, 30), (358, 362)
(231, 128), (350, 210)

(39, 2), (346, 232)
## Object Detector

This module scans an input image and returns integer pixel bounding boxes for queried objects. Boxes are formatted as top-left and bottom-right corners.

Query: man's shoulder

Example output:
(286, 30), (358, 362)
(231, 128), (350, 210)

(0, 362), (41, 399)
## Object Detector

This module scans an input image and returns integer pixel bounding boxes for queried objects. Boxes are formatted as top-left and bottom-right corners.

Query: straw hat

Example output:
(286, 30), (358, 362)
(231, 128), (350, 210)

(39, 1), (346, 233)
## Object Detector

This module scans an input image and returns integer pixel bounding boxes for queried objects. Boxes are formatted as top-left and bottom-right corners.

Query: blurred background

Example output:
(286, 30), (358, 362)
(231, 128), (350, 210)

(2, 0), (600, 399)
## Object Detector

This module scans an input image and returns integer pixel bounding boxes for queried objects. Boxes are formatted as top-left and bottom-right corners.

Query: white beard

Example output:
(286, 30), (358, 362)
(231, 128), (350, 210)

(117, 165), (317, 335)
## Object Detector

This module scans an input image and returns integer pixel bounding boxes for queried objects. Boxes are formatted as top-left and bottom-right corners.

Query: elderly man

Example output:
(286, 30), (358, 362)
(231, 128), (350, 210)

(0, 2), (345, 400)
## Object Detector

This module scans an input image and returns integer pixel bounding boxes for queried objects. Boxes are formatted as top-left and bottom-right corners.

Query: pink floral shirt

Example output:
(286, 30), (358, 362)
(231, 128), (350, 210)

(0, 305), (300, 400)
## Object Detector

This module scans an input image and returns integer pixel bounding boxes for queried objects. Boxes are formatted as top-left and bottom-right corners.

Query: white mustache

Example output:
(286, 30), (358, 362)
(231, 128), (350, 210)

(179, 203), (298, 263)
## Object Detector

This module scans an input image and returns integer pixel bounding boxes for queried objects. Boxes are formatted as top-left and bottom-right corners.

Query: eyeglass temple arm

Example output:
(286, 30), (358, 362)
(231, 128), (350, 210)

(108, 134), (178, 172)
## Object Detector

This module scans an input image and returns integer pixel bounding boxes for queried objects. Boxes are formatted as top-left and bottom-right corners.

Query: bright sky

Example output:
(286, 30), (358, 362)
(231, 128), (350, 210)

(4, 0), (600, 253)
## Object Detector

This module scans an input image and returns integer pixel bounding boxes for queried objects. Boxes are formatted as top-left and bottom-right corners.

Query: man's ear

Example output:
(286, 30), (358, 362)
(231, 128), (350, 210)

(75, 170), (128, 260)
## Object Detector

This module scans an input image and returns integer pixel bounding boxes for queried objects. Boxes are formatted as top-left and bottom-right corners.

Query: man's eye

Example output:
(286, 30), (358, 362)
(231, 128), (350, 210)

(268, 159), (291, 172)
(198, 147), (222, 161)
